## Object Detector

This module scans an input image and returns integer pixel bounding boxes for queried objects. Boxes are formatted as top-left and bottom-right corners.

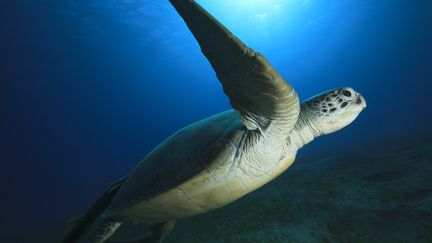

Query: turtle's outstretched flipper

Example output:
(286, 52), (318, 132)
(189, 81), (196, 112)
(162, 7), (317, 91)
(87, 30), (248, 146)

(169, 0), (300, 140)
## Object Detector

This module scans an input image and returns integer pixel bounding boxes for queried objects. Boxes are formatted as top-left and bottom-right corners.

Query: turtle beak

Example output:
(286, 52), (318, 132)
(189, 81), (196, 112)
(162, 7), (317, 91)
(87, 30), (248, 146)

(356, 94), (366, 109)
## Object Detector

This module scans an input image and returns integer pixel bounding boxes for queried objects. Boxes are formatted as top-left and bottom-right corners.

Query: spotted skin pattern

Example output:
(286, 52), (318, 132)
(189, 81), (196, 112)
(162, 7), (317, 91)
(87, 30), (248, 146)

(307, 88), (359, 117)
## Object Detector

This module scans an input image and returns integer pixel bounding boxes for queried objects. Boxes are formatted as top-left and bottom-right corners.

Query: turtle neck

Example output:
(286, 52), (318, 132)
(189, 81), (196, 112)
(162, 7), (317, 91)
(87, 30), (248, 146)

(290, 104), (321, 149)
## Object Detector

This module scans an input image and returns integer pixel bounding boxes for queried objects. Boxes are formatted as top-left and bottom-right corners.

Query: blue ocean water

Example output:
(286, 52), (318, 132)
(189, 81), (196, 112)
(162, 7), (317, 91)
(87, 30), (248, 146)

(1, 0), (431, 241)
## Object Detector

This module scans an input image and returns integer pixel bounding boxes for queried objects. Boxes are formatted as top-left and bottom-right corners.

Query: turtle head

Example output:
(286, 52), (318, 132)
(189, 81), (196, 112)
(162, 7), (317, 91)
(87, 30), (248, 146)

(291, 87), (366, 148)
(304, 87), (366, 134)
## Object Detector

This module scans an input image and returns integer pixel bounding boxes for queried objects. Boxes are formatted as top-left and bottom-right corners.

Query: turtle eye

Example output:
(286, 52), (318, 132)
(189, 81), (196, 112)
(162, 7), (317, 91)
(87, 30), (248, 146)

(341, 90), (352, 97)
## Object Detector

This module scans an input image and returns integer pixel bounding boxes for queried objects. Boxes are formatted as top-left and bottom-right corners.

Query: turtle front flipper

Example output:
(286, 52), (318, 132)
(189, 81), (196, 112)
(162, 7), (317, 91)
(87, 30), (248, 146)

(169, 0), (300, 140)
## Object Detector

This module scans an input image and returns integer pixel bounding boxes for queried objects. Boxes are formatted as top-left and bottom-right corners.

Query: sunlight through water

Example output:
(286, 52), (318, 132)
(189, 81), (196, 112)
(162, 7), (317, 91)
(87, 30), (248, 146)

(195, 0), (320, 47)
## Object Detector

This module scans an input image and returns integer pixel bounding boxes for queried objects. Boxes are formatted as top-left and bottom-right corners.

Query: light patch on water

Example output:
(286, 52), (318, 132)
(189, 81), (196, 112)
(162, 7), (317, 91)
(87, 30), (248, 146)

(255, 13), (268, 20)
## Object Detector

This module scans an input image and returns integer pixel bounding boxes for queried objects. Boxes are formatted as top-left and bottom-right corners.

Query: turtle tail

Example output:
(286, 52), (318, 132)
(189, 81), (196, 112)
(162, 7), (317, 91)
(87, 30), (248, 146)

(62, 177), (126, 243)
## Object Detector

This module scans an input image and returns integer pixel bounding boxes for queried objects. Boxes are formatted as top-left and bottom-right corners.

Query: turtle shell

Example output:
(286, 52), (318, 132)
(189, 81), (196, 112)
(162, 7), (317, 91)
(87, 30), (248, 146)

(104, 110), (246, 217)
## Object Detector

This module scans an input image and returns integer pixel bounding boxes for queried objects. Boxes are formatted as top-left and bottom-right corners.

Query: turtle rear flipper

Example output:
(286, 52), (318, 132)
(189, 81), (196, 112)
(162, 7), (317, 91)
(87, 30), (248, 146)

(107, 221), (175, 243)
(62, 177), (126, 243)
(85, 218), (122, 243)
(139, 221), (175, 243)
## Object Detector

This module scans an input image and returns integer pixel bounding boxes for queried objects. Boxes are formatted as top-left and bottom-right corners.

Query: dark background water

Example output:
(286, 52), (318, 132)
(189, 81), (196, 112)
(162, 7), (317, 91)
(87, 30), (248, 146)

(1, 0), (431, 239)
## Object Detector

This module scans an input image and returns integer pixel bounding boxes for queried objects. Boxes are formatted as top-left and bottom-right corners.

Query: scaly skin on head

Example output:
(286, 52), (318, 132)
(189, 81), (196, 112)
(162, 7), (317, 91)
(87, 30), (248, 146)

(290, 87), (366, 149)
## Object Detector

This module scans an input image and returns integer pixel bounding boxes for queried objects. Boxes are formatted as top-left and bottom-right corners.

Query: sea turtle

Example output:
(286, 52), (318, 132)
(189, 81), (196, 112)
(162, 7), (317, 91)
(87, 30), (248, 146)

(63, 0), (366, 242)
